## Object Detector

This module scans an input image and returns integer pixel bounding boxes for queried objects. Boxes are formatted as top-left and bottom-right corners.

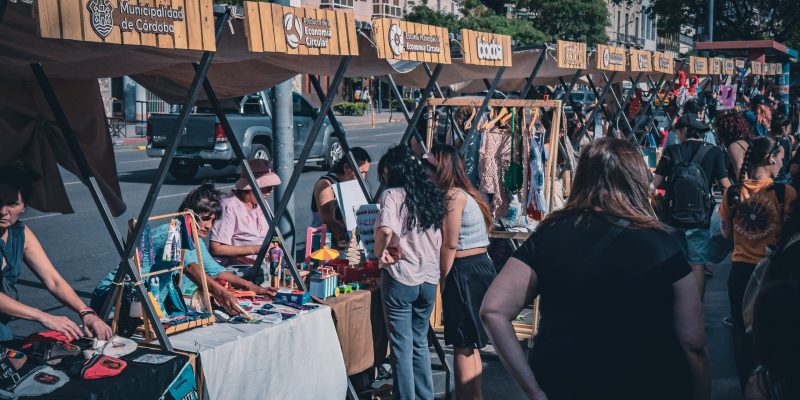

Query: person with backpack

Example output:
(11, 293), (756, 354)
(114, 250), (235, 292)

(720, 136), (797, 390)
(653, 113), (732, 298)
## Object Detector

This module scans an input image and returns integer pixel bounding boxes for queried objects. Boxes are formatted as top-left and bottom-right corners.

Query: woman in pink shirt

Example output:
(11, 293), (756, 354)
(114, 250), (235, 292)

(209, 160), (280, 266)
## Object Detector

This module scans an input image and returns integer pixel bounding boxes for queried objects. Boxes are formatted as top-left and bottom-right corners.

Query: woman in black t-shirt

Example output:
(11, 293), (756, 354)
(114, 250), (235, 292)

(480, 138), (711, 400)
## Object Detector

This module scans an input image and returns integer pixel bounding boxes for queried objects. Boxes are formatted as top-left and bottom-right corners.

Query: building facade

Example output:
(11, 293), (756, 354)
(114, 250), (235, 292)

(605, 0), (657, 51)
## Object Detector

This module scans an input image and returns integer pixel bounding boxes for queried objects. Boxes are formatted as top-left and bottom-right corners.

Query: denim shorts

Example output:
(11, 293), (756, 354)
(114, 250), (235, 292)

(675, 227), (710, 265)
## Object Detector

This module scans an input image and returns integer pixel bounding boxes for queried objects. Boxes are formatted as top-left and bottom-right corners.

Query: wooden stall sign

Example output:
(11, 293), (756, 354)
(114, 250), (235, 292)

(768, 63), (779, 76)
(243, 2), (358, 56)
(723, 59), (735, 75)
(34, 0), (216, 51)
(460, 29), (512, 67)
(751, 61), (762, 75)
(776, 63), (783, 75)
(372, 18), (451, 64)
(595, 44), (626, 71)
(709, 58), (723, 75)
(556, 40), (587, 69)
(735, 59), (746, 69)
(689, 56), (708, 75)
(653, 51), (674, 74)
(629, 49), (652, 72)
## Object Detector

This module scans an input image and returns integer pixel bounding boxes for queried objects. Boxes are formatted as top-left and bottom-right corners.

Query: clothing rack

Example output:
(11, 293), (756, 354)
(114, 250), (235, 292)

(424, 98), (564, 345)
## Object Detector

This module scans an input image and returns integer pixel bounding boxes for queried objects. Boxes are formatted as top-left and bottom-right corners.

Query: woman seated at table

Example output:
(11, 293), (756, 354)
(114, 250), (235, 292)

(209, 160), (280, 266)
(91, 182), (275, 317)
(311, 147), (371, 247)
(0, 165), (112, 341)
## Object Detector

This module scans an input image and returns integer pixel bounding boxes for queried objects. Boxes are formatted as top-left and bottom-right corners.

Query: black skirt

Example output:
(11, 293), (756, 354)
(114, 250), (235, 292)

(443, 252), (496, 349)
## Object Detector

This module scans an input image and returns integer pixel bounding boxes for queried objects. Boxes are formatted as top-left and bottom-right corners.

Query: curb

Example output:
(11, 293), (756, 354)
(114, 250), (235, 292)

(341, 119), (403, 128)
(113, 137), (147, 146)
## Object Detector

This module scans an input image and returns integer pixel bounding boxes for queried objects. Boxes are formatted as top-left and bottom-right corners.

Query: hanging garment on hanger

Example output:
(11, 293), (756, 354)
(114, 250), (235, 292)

(479, 124), (512, 218)
(503, 108), (523, 193)
(527, 133), (548, 220)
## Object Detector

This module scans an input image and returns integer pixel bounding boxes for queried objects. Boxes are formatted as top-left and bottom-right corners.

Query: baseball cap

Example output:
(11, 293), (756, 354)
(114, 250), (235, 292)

(674, 114), (709, 131)
(234, 159), (281, 191)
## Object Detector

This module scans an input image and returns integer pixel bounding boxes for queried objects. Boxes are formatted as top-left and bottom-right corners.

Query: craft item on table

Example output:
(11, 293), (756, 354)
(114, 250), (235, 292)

(237, 300), (252, 310)
(228, 288), (257, 301)
(274, 288), (311, 305)
(341, 265), (363, 283)
(256, 310), (296, 320)
(309, 267), (338, 299)
(310, 247), (340, 269)
(132, 354), (176, 365)
(0, 361), (69, 397)
(272, 299), (319, 311)
(305, 225), (330, 263)
(333, 179), (369, 232)
(355, 204), (380, 259)
(349, 282), (365, 290)
(345, 229), (363, 266)
(68, 354), (127, 380)
(337, 284), (353, 296)
(362, 259), (380, 278)
(25, 340), (80, 365)
(233, 303), (255, 322)
(269, 248), (284, 288)
(161, 219), (182, 262)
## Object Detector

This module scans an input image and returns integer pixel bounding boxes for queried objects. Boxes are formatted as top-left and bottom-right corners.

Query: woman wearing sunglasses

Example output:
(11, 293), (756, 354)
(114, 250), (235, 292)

(720, 136), (798, 389)
(209, 159), (281, 267)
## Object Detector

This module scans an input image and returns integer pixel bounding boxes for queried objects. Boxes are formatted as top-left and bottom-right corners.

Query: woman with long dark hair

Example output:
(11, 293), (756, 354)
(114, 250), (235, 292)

(747, 281), (800, 399)
(720, 136), (797, 389)
(480, 138), (710, 400)
(430, 144), (494, 400)
(715, 111), (756, 181)
(374, 146), (446, 400)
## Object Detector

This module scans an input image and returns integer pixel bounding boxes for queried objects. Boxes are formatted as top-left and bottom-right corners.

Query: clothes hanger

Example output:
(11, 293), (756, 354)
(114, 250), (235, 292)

(484, 107), (509, 129)
(529, 107), (541, 134)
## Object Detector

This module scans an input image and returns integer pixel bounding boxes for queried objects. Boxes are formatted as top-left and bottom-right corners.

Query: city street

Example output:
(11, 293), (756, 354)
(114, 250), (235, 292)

(10, 121), (404, 338)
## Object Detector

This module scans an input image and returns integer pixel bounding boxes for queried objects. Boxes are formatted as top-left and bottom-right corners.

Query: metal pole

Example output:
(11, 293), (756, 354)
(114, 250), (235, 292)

(397, 64), (444, 148)
(255, 57), (352, 269)
(271, 84), (296, 255)
(520, 49), (547, 99)
(575, 71), (618, 143)
(386, 74), (429, 150)
(459, 67), (506, 157)
(707, 0), (714, 42)
(198, 71), (304, 290)
(309, 74), (372, 202)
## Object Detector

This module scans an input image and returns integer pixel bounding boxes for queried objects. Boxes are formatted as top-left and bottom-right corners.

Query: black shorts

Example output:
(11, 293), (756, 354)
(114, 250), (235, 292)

(442, 252), (496, 349)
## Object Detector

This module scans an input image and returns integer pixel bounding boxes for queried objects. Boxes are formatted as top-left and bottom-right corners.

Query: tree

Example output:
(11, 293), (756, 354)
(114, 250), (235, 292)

(405, 2), (549, 46)
(517, 0), (610, 46)
(648, 0), (800, 49)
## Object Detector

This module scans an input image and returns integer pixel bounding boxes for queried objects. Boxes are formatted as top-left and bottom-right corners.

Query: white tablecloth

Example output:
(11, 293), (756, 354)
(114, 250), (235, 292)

(167, 306), (347, 400)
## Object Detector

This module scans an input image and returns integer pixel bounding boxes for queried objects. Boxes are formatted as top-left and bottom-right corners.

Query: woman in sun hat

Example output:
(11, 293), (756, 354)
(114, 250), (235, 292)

(208, 159), (281, 266)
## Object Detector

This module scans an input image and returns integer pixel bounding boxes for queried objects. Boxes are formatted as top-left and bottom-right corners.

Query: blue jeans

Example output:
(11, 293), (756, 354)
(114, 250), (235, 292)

(381, 270), (436, 400)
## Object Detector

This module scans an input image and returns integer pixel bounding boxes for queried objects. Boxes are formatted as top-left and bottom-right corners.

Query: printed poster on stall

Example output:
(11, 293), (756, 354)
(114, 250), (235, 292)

(718, 84), (737, 110)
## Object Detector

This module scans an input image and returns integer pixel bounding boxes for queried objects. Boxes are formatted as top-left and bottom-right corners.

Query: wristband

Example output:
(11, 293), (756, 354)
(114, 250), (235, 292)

(79, 310), (97, 320)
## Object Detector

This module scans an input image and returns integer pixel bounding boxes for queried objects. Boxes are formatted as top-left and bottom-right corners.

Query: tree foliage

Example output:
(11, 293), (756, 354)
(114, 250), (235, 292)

(405, 2), (549, 46)
(647, 0), (800, 49)
(520, 0), (610, 45)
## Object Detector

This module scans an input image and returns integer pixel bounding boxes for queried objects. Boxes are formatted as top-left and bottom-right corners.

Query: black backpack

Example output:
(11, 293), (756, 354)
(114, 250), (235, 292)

(664, 143), (714, 228)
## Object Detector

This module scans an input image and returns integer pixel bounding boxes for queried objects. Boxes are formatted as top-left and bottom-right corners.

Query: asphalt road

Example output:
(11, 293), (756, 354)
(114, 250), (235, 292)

(9, 121), (405, 337)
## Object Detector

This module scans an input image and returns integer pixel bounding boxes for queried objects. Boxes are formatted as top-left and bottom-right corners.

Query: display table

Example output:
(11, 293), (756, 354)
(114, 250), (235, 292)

(166, 305), (347, 400)
(27, 349), (190, 400)
(317, 285), (388, 375)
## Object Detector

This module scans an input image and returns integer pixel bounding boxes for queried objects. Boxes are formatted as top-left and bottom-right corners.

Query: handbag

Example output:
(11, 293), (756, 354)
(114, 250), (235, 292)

(503, 108), (523, 193)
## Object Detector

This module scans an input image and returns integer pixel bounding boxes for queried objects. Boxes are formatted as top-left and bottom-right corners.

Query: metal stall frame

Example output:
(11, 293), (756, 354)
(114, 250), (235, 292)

(28, 9), (232, 350)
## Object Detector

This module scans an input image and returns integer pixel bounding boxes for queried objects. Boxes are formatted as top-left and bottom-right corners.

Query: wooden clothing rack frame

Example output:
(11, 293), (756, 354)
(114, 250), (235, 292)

(424, 98), (564, 345)
(110, 211), (215, 341)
